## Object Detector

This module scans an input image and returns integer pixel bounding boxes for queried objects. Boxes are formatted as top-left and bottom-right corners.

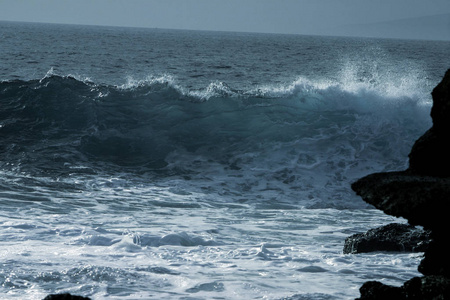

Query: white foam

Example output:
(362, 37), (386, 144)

(117, 73), (179, 90)
(0, 192), (422, 299)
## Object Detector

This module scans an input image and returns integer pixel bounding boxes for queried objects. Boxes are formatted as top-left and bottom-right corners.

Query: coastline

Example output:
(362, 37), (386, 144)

(352, 69), (450, 299)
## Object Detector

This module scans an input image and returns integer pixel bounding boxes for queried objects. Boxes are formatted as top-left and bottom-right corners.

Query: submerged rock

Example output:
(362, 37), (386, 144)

(343, 223), (431, 254)
(351, 69), (450, 299)
(43, 293), (91, 300)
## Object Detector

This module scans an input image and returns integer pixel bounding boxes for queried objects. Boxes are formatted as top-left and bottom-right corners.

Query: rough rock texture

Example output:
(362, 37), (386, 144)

(343, 223), (431, 254)
(351, 171), (450, 232)
(351, 69), (450, 299)
(43, 293), (91, 300)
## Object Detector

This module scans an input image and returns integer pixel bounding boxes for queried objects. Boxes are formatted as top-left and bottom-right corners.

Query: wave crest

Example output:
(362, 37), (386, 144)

(0, 73), (431, 178)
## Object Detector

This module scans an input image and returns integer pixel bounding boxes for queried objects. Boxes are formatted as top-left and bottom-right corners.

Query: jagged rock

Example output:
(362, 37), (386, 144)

(351, 69), (450, 299)
(351, 171), (450, 232)
(409, 69), (450, 177)
(43, 293), (91, 300)
(343, 223), (431, 254)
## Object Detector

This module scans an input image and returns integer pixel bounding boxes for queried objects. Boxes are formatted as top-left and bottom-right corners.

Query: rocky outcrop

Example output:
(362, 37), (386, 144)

(343, 223), (431, 254)
(351, 69), (450, 299)
(409, 68), (450, 177)
(351, 172), (450, 231)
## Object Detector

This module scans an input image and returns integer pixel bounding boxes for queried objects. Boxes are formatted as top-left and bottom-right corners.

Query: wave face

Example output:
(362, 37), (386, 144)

(0, 73), (431, 207)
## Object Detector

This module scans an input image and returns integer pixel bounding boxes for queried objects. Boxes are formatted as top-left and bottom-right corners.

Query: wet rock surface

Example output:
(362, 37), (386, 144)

(343, 223), (431, 254)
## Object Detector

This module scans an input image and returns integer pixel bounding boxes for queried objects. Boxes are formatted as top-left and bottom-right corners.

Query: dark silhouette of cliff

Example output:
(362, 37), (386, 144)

(352, 69), (450, 299)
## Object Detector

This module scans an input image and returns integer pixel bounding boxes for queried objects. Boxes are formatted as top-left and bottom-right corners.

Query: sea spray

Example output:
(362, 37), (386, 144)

(0, 73), (431, 207)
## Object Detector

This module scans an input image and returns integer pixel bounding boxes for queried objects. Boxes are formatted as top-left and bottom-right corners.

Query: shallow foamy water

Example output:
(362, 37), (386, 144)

(0, 176), (422, 299)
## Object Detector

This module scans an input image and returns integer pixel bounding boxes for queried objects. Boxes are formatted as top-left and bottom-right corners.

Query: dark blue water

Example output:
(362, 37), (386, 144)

(1, 21), (449, 299)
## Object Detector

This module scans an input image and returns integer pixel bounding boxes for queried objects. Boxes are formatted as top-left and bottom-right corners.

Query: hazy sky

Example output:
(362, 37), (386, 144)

(1, 0), (449, 38)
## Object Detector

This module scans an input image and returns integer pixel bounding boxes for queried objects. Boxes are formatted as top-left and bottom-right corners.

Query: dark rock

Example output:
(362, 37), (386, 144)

(407, 275), (450, 299)
(407, 127), (450, 177)
(356, 281), (404, 300)
(430, 69), (450, 132)
(351, 171), (450, 232)
(43, 293), (91, 300)
(409, 69), (450, 177)
(343, 223), (431, 254)
(357, 276), (450, 300)
(418, 237), (450, 277)
(351, 69), (450, 300)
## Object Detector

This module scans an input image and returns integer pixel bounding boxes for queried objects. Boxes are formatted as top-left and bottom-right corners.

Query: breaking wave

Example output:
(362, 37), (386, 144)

(1, 72), (431, 185)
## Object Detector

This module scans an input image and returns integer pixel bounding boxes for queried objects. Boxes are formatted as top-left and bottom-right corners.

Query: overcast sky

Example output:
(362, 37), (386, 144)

(1, 0), (449, 39)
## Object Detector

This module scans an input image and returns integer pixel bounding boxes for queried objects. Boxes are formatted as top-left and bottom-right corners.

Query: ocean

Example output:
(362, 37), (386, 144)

(1, 21), (449, 299)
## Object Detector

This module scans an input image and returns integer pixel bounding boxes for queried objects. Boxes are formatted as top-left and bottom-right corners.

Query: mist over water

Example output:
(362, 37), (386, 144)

(1, 21), (449, 299)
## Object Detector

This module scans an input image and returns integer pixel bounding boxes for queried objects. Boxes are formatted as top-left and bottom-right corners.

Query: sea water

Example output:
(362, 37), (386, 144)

(1, 21), (449, 299)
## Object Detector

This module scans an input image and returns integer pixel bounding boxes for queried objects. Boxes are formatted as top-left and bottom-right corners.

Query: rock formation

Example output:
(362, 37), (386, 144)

(351, 69), (450, 299)
(343, 223), (431, 254)
(43, 293), (91, 300)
